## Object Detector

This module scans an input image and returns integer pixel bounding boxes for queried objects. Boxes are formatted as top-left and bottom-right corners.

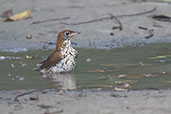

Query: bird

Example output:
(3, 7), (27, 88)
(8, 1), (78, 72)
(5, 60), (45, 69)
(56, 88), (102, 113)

(40, 30), (80, 74)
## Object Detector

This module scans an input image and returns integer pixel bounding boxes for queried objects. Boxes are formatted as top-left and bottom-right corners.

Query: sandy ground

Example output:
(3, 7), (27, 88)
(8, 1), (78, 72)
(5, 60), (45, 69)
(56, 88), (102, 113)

(0, 89), (171, 114)
(0, 0), (171, 51)
(1, 0), (171, 114)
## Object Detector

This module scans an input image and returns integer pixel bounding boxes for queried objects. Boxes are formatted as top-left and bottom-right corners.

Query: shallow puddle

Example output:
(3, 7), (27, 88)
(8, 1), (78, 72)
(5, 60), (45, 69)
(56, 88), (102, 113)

(0, 43), (171, 90)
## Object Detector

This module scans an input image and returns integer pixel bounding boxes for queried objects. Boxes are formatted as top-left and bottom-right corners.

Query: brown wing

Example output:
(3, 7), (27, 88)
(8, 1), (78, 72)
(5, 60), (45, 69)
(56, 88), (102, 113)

(40, 51), (62, 69)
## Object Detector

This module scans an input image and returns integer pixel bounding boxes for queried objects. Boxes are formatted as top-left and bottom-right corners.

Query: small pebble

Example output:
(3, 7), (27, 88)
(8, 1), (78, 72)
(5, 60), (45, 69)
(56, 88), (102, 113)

(115, 81), (122, 84)
(12, 78), (15, 80)
(86, 58), (91, 62)
(10, 64), (15, 68)
(159, 60), (166, 63)
(43, 44), (48, 49)
(8, 74), (11, 77)
(161, 72), (166, 74)
(110, 32), (114, 36)
(19, 77), (25, 81)
(30, 96), (39, 101)
(0, 56), (5, 60)
(22, 64), (26, 67)
(16, 76), (19, 78)
(26, 34), (32, 39)
(36, 64), (41, 67)
(140, 44), (145, 47)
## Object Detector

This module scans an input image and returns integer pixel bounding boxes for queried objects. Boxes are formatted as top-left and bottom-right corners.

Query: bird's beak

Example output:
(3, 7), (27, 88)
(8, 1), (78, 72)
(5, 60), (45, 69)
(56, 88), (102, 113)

(70, 31), (80, 37)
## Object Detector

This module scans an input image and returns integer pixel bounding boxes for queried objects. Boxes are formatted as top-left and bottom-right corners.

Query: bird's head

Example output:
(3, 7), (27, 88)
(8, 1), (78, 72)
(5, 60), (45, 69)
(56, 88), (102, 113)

(56, 30), (80, 51)
(58, 30), (80, 41)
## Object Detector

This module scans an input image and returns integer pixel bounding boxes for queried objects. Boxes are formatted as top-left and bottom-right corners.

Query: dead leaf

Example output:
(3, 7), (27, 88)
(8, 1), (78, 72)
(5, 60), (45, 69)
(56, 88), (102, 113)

(122, 83), (131, 88)
(100, 63), (141, 67)
(143, 72), (166, 77)
(139, 62), (144, 66)
(88, 85), (114, 88)
(148, 55), (168, 60)
(118, 74), (126, 78)
(0, 56), (21, 60)
(25, 55), (33, 59)
(3, 9), (32, 22)
(115, 82), (132, 89)
(1, 9), (13, 18)
(144, 73), (156, 77)
(88, 69), (104, 73)
(114, 87), (127, 91)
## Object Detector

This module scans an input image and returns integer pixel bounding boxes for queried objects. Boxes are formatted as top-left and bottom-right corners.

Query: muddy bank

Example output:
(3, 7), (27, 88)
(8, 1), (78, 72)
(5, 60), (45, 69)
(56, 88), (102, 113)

(0, 89), (171, 114)
(1, 0), (171, 114)
(0, 0), (171, 51)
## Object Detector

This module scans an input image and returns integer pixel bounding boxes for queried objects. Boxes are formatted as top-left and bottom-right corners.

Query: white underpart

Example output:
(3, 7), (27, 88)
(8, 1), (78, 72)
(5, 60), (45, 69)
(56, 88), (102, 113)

(48, 40), (77, 73)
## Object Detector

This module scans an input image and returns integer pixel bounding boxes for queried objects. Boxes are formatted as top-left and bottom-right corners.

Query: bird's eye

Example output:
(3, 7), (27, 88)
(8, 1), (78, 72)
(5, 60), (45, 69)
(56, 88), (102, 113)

(64, 31), (70, 36)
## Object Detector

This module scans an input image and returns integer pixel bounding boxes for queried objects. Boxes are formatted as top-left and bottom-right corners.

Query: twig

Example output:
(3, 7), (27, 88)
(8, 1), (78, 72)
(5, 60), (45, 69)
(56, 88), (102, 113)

(138, 26), (148, 30)
(117, 7), (157, 18)
(37, 104), (53, 109)
(14, 89), (45, 101)
(152, 15), (171, 22)
(111, 93), (127, 97)
(132, 88), (160, 90)
(59, 16), (111, 25)
(31, 17), (70, 24)
(153, 24), (163, 28)
(108, 13), (123, 30)
(144, 29), (154, 39)
(44, 109), (63, 114)
(88, 85), (114, 88)
(0, 31), (5, 33)
(59, 7), (156, 25)
(44, 42), (56, 45)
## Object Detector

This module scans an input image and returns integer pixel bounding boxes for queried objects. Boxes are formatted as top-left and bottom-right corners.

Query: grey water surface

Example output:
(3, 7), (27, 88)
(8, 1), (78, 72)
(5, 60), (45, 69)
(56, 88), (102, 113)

(0, 43), (171, 90)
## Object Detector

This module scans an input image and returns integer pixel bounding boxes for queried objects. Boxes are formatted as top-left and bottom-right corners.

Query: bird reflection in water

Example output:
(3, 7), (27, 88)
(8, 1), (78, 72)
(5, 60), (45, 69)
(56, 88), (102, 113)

(38, 30), (79, 90)
(43, 73), (77, 90)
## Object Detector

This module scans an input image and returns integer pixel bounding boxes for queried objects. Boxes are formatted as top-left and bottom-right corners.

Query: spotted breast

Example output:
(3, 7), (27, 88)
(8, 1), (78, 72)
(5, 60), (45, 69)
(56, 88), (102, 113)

(40, 30), (80, 74)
